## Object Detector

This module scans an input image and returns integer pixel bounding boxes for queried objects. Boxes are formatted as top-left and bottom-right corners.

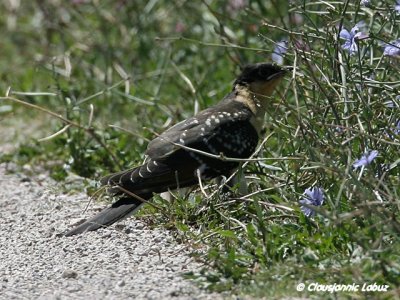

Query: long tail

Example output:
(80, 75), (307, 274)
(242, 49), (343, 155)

(65, 160), (197, 236)
(64, 196), (146, 236)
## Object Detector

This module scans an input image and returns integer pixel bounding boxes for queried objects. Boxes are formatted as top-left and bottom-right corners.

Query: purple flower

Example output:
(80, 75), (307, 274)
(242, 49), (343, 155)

(353, 150), (379, 169)
(226, 0), (247, 15)
(299, 187), (324, 217)
(385, 95), (400, 108)
(340, 23), (368, 55)
(360, 0), (370, 7)
(394, 120), (400, 135)
(383, 39), (400, 57)
(396, 0), (400, 13)
(175, 22), (186, 33)
(272, 40), (288, 65)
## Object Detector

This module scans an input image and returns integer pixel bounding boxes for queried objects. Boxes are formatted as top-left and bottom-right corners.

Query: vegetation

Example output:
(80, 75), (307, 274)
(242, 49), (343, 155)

(1, 0), (399, 298)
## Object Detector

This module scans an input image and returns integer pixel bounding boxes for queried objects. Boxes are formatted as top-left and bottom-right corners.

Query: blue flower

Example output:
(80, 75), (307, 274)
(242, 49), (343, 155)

(353, 150), (378, 169)
(340, 23), (368, 55)
(383, 39), (400, 57)
(299, 187), (324, 217)
(272, 40), (288, 65)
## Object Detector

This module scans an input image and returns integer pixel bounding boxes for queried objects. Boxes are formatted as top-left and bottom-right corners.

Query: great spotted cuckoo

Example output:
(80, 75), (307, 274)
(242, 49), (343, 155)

(65, 63), (288, 236)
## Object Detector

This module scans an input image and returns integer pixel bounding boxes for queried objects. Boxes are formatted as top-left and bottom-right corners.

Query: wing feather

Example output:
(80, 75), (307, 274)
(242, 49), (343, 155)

(146, 97), (256, 160)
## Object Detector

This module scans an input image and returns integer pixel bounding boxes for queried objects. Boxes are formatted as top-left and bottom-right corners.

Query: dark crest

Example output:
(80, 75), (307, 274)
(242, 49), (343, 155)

(234, 63), (285, 85)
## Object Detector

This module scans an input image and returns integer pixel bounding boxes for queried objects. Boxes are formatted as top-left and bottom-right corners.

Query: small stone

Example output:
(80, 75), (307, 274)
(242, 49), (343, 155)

(61, 269), (78, 279)
(37, 174), (47, 181)
(115, 224), (126, 231)
(150, 245), (160, 252)
(101, 232), (112, 238)
(5, 162), (18, 172)
(117, 280), (125, 287)
(134, 222), (145, 230)
(22, 164), (32, 172)
(46, 227), (55, 238)
(20, 176), (31, 182)
(154, 236), (163, 243)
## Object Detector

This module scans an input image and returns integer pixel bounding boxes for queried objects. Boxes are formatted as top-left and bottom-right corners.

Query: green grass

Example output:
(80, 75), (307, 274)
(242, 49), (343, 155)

(1, 0), (400, 299)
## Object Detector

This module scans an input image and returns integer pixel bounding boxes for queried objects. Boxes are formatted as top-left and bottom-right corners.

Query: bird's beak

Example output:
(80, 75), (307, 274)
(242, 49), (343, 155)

(267, 66), (292, 81)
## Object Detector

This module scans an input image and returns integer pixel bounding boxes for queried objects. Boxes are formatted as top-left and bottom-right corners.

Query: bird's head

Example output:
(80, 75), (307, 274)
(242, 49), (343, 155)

(234, 63), (289, 97)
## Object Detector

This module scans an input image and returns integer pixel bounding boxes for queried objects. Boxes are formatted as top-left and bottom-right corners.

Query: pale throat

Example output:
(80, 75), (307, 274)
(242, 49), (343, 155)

(233, 78), (282, 134)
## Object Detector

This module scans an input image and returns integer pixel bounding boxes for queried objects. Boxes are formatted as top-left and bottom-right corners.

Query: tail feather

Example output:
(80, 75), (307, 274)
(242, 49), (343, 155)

(66, 160), (197, 236)
(100, 167), (136, 186)
(65, 196), (147, 236)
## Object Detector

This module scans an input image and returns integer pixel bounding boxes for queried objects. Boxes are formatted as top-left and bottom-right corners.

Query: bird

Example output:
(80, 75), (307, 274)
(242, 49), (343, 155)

(65, 62), (288, 236)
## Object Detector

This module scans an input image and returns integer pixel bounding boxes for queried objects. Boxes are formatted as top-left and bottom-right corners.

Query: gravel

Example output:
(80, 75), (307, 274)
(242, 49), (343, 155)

(0, 163), (222, 300)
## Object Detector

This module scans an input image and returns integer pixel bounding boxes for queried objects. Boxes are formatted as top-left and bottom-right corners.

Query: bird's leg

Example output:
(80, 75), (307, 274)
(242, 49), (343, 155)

(218, 166), (249, 198)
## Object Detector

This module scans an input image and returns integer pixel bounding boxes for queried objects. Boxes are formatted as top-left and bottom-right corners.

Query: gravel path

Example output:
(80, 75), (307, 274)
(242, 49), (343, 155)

(0, 163), (221, 300)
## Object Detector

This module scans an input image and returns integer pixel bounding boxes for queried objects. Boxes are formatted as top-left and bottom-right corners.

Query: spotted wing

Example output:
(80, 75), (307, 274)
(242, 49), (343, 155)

(146, 100), (259, 178)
